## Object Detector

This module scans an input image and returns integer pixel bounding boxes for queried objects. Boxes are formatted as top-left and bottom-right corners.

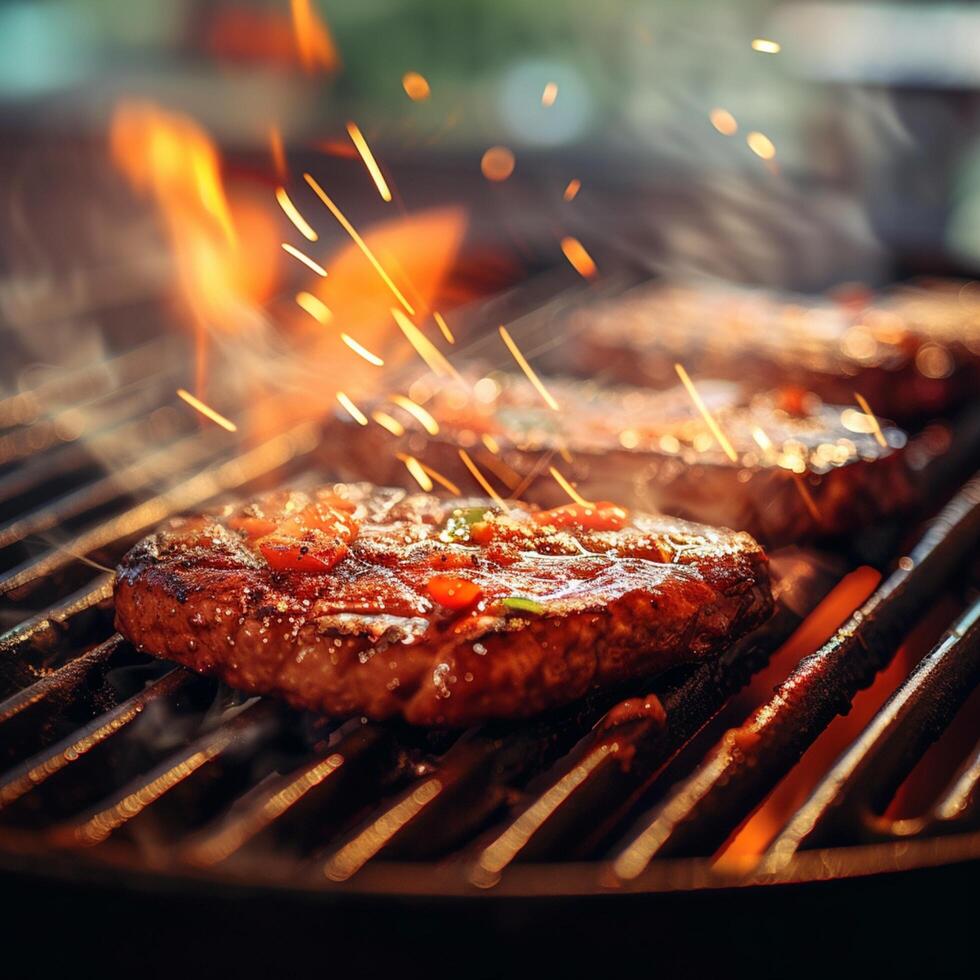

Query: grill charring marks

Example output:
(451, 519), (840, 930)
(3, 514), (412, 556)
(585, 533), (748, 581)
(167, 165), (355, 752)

(112, 484), (774, 726)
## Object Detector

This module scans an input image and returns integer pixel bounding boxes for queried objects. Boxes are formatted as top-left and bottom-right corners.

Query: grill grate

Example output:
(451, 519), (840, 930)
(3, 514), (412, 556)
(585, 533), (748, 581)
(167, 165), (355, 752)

(1, 297), (980, 898)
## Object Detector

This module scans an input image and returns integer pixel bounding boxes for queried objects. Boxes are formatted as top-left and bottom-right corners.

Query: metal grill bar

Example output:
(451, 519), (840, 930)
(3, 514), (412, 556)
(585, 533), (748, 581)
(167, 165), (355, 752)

(0, 668), (192, 812)
(0, 421), (319, 597)
(762, 596), (980, 863)
(182, 723), (392, 867)
(466, 552), (839, 882)
(610, 473), (980, 878)
(0, 426), (230, 550)
(52, 698), (282, 847)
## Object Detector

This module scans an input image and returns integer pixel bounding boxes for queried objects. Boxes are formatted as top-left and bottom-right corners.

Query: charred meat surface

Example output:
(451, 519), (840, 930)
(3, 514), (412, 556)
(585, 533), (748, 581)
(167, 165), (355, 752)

(327, 374), (913, 546)
(566, 279), (980, 421)
(114, 484), (773, 726)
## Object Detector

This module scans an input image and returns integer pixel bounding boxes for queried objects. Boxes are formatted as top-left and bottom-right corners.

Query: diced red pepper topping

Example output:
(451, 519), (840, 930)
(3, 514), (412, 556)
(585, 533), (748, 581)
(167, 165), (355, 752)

(531, 501), (629, 531)
(253, 502), (359, 574)
(426, 575), (484, 611)
(228, 515), (278, 539)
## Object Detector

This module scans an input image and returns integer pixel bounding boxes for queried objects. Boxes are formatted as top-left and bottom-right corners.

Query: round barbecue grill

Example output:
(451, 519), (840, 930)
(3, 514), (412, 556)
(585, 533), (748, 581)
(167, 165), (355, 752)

(1, 268), (979, 977)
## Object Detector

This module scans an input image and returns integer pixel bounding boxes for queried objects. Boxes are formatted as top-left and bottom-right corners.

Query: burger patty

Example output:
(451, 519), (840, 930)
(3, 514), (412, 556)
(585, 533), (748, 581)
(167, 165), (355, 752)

(114, 484), (773, 726)
(564, 279), (980, 422)
(326, 374), (913, 547)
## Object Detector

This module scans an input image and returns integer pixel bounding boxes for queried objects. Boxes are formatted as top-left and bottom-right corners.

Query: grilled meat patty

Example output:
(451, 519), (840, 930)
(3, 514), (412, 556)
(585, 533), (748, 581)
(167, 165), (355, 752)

(327, 374), (913, 546)
(566, 279), (980, 422)
(114, 484), (773, 726)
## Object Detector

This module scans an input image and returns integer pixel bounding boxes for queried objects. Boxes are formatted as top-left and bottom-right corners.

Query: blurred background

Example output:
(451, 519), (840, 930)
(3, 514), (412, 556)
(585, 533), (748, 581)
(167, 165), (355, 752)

(1, 0), (979, 438)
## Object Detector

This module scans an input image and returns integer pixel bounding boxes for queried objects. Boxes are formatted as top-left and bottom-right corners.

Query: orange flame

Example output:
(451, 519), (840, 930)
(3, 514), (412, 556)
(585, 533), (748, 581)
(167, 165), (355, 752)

(110, 102), (278, 393)
(290, 0), (341, 74)
(302, 206), (467, 373)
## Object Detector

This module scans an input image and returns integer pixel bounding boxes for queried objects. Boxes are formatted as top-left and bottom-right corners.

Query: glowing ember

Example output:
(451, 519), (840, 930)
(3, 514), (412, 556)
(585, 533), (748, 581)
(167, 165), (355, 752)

(751, 38), (781, 53)
(854, 392), (888, 448)
(481, 146), (515, 182)
(498, 325), (560, 411)
(303, 173), (416, 314)
(340, 333), (384, 366)
(176, 388), (237, 432)
(674, 363), (738, 462)
(746, 131), (776, 160)
(346, 122), (393, 203)
(709, 108), (738, 136)
(458, 449), (510, 511)
(433, 311), (455, 344)
(276, 187), (318, 241)
(391, 394), (439, 435)
(398, 453), (433, 492)
(402, 71), (431, 101)
(290, 0), (341, 74)
(392, 308), (460, 380)
(281, 242), (327, 276)
(549, 466), (590, 507)
(560, 236), (598, 279)
(541, 82), (559, 107)
(371, 411), (405, 436)
(296, 290), (332, 323)
(336, 391), (368, 425)
(563, 179), (581, 201)
(268, 125), (287, 179)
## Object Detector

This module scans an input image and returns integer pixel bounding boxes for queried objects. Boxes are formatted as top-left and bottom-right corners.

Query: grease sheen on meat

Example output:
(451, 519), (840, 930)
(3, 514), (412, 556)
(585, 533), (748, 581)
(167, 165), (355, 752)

(114, 484), (773, 726)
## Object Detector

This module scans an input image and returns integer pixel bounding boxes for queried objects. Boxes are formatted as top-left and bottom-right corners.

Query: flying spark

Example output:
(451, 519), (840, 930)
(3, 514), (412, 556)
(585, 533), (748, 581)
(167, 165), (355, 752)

(746, 131), (776, 160)
(176, 389), (237, 432)
(481, 433), (500, 454)
(417, 461), (461, 495)
(341, 333), (384, 366)
(751, 426), (773, 451)
(336, 391), (368, 425)
(563, 179), (581, 201)
(276, 187), (318, 241)
(391, 394), (439, 435)
(709, 108), (738, 136)
(433, 311), (455, 343)
(751, 38), (781, 53)
(549, 466), (589, 507)
(498, 325), (560, 411)
(372, 411), (405, 436)
(674, 363), (738, 462)
(854, 392), (888, 448)
(392, 308), (460, 380)
(399, 454), (433, 492)
(542, 82), (559, 107)
(402, 71), (431, 101)
(346, 122), (393, 202)
(296, 291), (332, 323)
(560, 236), (597, 279)
(458, 449), (510, 511)
(303, 173), (415, 314)
(282, 242), (327, 277)
(481, 146), (515, 182)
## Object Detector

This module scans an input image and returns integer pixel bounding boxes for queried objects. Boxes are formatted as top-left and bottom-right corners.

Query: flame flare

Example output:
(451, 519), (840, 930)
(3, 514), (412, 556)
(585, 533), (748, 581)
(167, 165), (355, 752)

(290, 0), (341, 74)
(110, 102), (278, 393)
